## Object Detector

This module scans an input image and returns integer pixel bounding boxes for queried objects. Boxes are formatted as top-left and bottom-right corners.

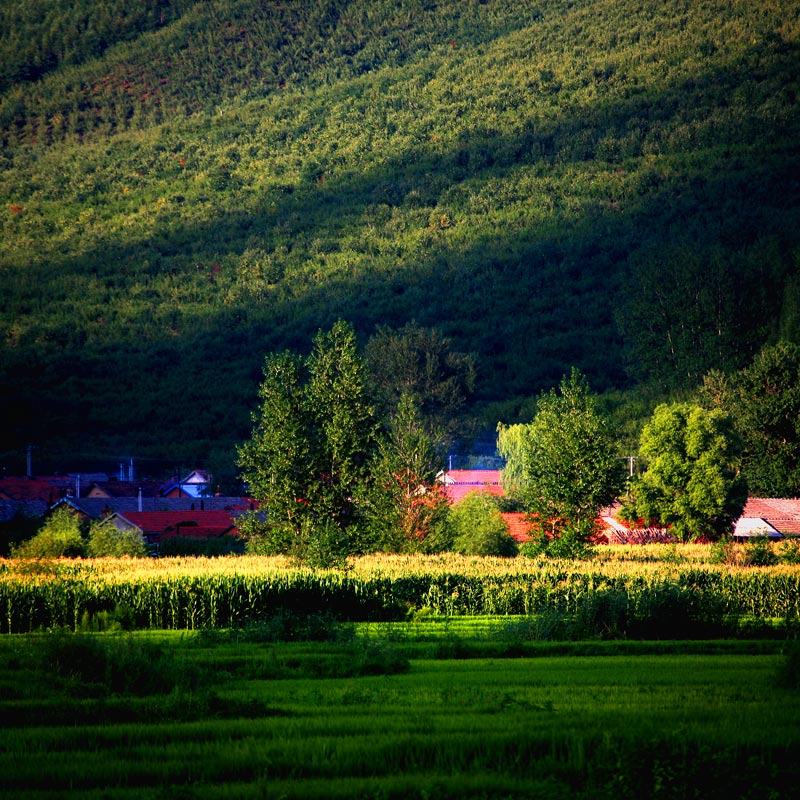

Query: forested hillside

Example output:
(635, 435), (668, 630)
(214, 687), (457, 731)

(1, 0), (798, 473)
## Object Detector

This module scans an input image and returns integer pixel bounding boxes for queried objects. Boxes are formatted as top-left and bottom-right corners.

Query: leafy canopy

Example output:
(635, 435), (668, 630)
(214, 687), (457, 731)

(87, 520), (148, 558)
(517, 369), (623, 539)
(623, 402), (746, 542)
(359, 392), (449, 553)
(702, 341), (800, 497)
(449, 491), (517, 558)
(237, 320), (376, 561)
(12, 506), (85, 558)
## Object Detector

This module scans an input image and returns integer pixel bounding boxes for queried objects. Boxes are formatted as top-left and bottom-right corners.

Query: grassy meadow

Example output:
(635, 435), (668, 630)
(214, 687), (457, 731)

(0, 627), (798, 799)
(1, 547), (799, 797)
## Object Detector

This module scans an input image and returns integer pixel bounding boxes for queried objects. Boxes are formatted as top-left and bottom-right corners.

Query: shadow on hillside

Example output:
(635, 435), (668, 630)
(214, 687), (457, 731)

(3, 37), (799, 453)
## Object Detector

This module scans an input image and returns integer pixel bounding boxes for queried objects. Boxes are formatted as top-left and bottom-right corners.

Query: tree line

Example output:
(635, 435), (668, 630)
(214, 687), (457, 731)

(238, 324), (800, 564)
(7, 330), (800, 561)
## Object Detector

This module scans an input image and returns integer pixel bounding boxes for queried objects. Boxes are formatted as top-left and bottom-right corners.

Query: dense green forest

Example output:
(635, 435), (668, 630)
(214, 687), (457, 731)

(0, 0), (798, 476)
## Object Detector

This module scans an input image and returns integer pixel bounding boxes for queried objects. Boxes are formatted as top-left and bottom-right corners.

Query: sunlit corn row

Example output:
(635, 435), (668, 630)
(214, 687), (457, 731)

(0, 553), (798, 632)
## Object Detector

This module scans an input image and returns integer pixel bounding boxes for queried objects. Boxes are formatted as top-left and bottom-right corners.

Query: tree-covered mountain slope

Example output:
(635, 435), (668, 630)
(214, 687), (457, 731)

(1, 0), (798, 470)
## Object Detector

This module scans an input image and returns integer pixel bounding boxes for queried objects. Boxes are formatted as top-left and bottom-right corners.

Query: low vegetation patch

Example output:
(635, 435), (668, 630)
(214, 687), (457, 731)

(0, 629), (797, 798)
(1, 550), (799, 634)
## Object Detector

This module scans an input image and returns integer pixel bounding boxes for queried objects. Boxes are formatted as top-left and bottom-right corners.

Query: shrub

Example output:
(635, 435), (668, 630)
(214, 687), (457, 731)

(709, 536), (780, 567)
(741, 537), (779, 567)
(78, 603), (137, 633)
(449, 492), (518, 557)
(87, 522), (147, 557)
(294, 517), (351, 568)
(777, 538), (800, 565)
(709, 537), (738, 565)
(244, 517), (349, 567)
(11, 507), (85, 558)
(520, 528), (594, 560)
(32, 630), (204, 696)
(237, 611), (353, 643)
(241, 515), (294, 556)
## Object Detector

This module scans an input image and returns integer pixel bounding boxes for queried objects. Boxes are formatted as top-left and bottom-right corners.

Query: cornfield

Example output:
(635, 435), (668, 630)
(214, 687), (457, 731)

(1, 551), (799, 633)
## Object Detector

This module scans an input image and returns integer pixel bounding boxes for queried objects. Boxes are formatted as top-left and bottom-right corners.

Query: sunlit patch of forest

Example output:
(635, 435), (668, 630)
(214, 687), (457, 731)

(0, 0), (798, 471)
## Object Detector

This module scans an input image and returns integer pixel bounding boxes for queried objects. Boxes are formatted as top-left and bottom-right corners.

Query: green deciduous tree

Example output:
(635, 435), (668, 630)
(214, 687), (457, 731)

(359, 393), (449, 553)
(623, 402), (746, 541)
(306, 320), (378, 528)
(237, 321), (377, 563)
(11, 506), (85, 558)
(449, 491), (517, 557)
(237, 351), (312, 554)
(702, 341), (800, 497)
(515, 369), (624, 549)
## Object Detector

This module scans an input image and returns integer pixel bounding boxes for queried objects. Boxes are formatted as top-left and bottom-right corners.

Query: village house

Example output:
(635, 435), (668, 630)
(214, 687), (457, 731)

(439, 470), (800, 544)
(96, 509), (240, 550)
(0, 475), (69, 504)
(50, 494), (253, 521)
(161, 469), (212, 498)
(732, 498), (800, 540)
(438, 469), (505, 503)
(439, 469), (532, 542)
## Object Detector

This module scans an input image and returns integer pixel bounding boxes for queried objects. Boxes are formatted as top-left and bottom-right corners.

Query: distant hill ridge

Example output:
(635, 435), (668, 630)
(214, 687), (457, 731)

(1, 0), (798, 469)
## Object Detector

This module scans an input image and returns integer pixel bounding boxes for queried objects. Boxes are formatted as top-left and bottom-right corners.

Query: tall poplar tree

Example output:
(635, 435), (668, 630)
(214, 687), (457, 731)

(306, 320), (378, 529)
(237, 321), (377, 560)
(237, 351), (313, 552)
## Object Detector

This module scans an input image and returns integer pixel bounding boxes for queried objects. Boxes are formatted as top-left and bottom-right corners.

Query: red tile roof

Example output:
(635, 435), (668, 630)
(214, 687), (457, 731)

(121, 511), (237, 536)
(442, 470), (505, 504)
(0, 477), (66, 503)
(739, 498), (800, 535)
(443, 469), (502, 485)
(501, 512), (532, 542)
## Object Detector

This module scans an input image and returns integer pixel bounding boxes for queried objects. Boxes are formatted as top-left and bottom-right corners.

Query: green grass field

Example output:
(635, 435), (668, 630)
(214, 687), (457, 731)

(1, 626), (798, 799)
